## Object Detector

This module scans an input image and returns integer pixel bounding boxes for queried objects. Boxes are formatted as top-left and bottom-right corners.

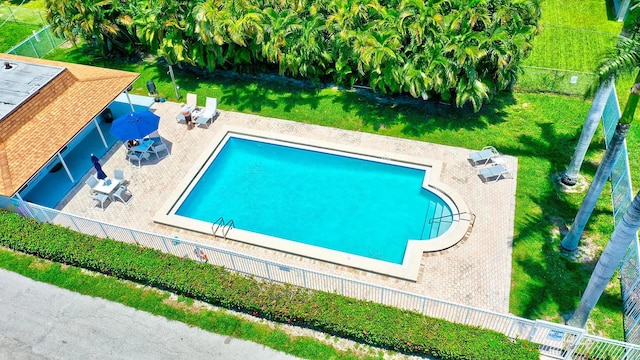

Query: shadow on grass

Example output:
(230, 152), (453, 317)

(501, 121), (619, 321)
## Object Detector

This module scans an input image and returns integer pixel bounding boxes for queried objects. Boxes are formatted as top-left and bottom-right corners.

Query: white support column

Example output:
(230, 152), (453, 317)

(94, 117), (108, 147)
(124, 90), (135, 112)
(57, 153), (74, 182)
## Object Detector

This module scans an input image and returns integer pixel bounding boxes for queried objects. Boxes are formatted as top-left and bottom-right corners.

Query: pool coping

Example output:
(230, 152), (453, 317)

(154, 126), (470, 281)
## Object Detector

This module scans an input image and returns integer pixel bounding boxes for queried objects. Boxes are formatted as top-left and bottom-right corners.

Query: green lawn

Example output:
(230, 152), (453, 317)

(0, 21), (41, 52)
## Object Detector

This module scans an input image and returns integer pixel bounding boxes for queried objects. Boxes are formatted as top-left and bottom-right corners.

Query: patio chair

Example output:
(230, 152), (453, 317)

(113, 169), (129, 186)
(91, 192), (109, 211)
(112, 185), (133, 205)
(468, 146), (501, 166)
(478, 163), (511, 183)
(85, 176), (99, 192)
(186, 93), (199, 111)
(149, 142), (170, 159)
(195, 97), (218, 128)
(126, 150), (150, 168)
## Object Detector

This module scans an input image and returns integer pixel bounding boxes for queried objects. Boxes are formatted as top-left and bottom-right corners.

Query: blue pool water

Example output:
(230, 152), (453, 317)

(176, 137), (452, 264)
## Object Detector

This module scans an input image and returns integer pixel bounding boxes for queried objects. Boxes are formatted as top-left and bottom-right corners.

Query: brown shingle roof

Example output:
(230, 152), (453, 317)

(0, 53), (139, 197)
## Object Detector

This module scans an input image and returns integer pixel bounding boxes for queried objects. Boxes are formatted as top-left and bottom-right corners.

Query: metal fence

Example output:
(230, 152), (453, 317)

(0, 5), (45, 26)
(6, 25), (66, 59)
(517, 66), (596, 96)
(601, 83), (640, 344)
(6, 200), (640, 359)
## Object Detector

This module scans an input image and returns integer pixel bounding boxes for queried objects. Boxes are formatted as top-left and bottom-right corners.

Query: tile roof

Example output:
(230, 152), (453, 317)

(0, 53), (139, 197)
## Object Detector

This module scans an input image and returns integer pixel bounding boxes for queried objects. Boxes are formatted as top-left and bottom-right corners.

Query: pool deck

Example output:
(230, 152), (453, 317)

(58, 100), (518, 314)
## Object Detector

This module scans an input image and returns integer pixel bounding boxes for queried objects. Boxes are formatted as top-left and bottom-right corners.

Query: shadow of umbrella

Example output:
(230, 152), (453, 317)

(91, 153), (107, 180)
(110, 110), (160, 141)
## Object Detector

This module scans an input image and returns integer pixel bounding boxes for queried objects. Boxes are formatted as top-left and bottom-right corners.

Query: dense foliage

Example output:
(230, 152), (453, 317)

(44, 0), (540, 111)
(0, 211), (539, 359)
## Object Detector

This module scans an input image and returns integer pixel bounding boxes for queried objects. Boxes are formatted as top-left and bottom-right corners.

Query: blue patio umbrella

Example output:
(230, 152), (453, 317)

(90, 153), (107, 180)
(109, 110), (160, 141)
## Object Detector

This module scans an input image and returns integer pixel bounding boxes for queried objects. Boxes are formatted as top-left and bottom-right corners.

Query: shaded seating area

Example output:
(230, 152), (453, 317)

(468, 146), (501, 166)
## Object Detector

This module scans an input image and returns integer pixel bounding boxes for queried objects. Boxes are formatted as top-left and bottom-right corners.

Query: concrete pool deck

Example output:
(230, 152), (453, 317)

(58, 100), (517, 314)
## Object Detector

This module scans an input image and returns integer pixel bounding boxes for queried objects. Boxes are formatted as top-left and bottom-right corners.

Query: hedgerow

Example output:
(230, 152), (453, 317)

(0, 211), (539, 359)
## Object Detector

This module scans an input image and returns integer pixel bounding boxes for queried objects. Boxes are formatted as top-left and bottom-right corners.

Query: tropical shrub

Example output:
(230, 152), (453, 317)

(0, 211), (538, 359)
(45, 0), (540, 111)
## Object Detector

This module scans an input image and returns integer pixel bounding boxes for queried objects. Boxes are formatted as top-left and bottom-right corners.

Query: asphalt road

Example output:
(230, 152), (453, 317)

(0, 269), (300, 360)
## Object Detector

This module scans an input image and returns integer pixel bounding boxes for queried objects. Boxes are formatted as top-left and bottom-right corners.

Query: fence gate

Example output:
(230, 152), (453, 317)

(530, 320), (585, 359)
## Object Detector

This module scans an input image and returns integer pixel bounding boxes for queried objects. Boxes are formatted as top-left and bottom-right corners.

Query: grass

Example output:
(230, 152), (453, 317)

(0, 21), (40, 52)
(0, 0), (45, 25)
(0, 247), (389, 360)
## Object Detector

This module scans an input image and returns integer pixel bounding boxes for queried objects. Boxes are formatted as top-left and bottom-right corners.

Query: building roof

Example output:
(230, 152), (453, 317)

(0, 60), (65, 121)
(0, 53), (140, 197)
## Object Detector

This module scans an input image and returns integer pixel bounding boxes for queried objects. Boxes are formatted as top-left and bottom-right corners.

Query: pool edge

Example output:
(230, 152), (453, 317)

(153, 125), (471, 282)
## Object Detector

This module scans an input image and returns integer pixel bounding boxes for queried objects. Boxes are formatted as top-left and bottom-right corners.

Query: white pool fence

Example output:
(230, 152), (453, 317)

(2, 200), (637, 359)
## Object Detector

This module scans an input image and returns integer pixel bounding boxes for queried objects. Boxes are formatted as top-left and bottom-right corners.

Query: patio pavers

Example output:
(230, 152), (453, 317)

(58, 100), (517, 314)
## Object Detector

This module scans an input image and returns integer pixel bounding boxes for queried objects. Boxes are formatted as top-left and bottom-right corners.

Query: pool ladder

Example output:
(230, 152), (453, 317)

(424, 211), (476, 239)
(212, 217), (235, 239)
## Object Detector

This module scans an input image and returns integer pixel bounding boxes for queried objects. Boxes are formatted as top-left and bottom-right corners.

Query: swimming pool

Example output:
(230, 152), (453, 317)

(175, 136), (451, 264)
(155, 128), (469, 280)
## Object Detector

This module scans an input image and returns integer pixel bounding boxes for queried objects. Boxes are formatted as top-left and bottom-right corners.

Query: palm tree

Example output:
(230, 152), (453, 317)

(561, 36), (640, 251)
(567, 190), (640, 328)
(559, 83), (613, 186)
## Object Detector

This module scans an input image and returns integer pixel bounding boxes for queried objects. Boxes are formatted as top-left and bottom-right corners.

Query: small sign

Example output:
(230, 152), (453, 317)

(570, 76), (579, 84)
(547, 330), (564, 341)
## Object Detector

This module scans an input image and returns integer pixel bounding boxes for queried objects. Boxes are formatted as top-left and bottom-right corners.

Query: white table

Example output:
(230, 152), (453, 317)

(93, 178), (123, 199)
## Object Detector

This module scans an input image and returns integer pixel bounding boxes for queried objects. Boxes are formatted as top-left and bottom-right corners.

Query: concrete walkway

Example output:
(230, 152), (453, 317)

(0, 269), (299, 360)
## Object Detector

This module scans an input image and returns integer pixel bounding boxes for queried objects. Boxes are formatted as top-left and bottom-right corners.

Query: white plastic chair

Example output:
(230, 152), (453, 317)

(186, 93), (199, 111)
(91, 192), (109, 210)
(112, 186), (133, 205)
(479, 164), (511, 183)
(468, 146), (501, 167)
(196, 97), (218, 128)
(113, 169), (128, 186)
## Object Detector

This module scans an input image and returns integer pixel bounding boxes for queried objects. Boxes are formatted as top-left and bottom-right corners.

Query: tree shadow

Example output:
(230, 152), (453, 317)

(501, 121), (620, 320)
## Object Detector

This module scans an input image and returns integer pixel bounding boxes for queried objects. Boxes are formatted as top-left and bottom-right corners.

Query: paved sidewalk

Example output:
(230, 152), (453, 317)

(0, 269), (299, 360)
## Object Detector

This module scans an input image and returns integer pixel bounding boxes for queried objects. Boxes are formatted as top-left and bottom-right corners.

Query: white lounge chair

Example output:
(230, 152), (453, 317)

(195, 97), (218, 128)
(468, 146), (501, 166)
(186, 93), (199, 111)
(479, 163), (511, 183)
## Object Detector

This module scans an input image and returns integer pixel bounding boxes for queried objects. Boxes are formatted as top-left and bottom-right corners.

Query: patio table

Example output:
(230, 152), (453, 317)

(130, 139), (154, 154)
(93, 178), (123, 200)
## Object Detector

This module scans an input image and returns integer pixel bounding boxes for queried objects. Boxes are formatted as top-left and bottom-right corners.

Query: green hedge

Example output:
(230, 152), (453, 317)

(0, 212), (539, 359)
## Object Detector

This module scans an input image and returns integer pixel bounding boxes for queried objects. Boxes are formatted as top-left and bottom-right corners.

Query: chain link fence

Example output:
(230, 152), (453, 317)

(6, 25), (66, 58)
(600, 83), (640, 344)
(516, 66), (596, 96)
(0, 4), (45, 26)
